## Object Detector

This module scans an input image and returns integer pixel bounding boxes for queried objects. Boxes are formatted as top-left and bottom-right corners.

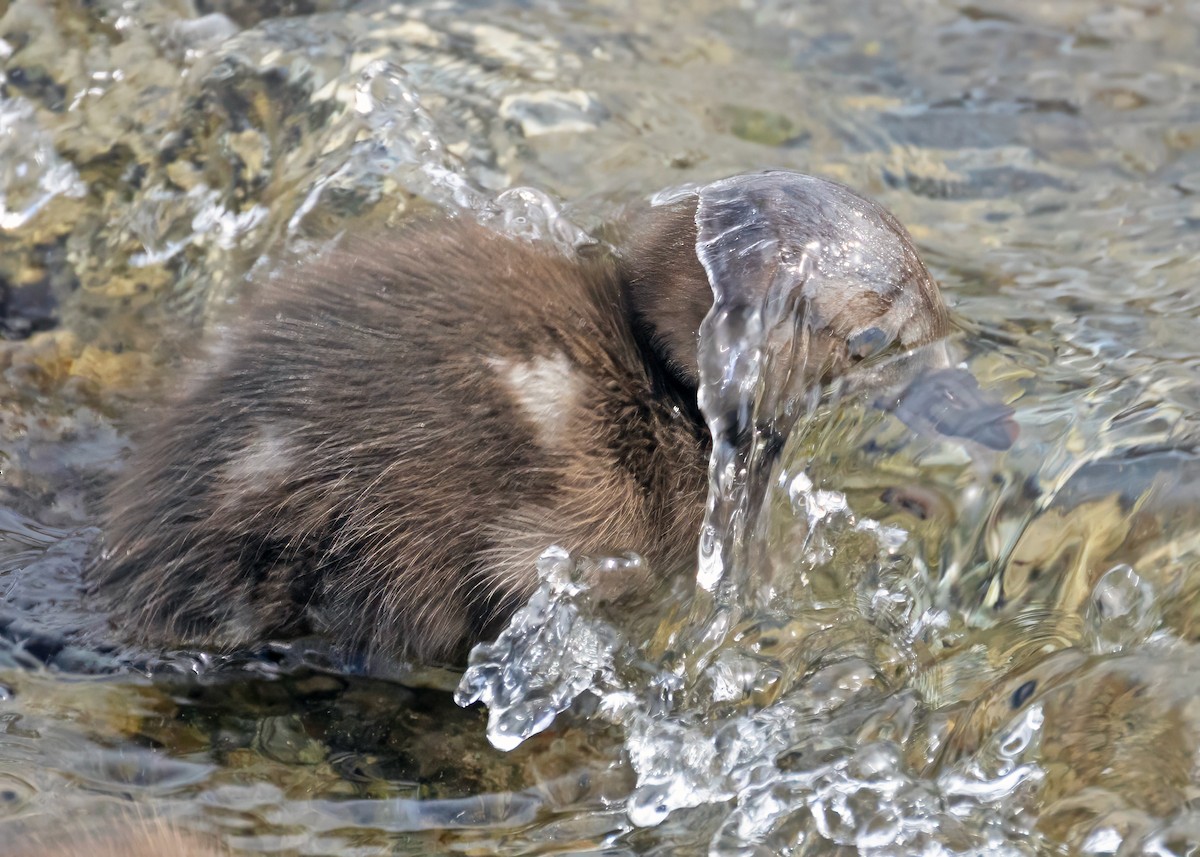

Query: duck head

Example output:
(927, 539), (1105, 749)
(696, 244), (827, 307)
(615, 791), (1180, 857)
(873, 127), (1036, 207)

(620, 171), (1013, 450)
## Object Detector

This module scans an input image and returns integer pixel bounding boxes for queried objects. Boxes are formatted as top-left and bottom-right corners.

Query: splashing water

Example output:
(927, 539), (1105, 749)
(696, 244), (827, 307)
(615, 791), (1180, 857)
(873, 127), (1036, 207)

(456, 547), (625, 752)
(293, 58), (591, 253)
(456, 164), (1200, 853)
(457, 171), (1047, 852)
(0, 97), (86, 230)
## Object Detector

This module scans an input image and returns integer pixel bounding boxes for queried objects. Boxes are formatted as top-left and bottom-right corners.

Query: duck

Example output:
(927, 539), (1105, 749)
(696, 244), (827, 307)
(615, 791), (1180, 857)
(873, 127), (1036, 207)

(90, 171), (977, 665)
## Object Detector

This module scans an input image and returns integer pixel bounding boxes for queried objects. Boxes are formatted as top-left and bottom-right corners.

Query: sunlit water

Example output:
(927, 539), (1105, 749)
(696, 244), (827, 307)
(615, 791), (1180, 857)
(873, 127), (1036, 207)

(2, 0), (1200, 854)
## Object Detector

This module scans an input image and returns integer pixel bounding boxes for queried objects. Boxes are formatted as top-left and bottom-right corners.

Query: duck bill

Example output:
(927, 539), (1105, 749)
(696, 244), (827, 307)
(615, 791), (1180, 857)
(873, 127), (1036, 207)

(892, 367), (1019, 451)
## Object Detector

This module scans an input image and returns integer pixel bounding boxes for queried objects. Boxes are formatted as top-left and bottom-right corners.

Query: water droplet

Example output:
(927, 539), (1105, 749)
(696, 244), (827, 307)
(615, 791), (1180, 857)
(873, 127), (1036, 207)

(1085, 564), (1158, 652)
(455, 546), (622, 751)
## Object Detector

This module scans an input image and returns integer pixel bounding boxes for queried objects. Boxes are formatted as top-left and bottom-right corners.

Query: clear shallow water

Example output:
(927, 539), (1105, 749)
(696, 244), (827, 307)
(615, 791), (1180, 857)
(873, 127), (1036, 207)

(1, 0), (1200, 854)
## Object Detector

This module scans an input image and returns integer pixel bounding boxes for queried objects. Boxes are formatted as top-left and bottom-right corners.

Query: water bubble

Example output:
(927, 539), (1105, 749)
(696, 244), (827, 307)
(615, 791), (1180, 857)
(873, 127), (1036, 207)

(810, 789), (858, 845)
(626, 782), (676, 828)
(487, 185), (592, 250)
(355, 61), (422, 124)
(707, 649), (782, 705)
(846, 741), (904, 785)
(1085, 564), (1158, 653)
(996, 704), (1044, 760)
(168, 13), (239, 58)
(857, 803), (903, 850)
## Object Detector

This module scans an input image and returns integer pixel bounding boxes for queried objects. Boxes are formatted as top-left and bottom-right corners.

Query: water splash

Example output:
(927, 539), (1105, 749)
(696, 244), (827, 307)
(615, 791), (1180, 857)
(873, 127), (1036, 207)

(290, 59), (590, 253)
(0, 98), (86, 231)
(458, 172), (1052, 852)
(455, 547), (626, 751)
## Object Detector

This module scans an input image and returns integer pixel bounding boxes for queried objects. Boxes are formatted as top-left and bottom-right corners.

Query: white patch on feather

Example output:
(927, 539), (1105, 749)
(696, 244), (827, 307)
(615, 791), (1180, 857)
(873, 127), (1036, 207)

(488, 352), (580, 448)
(226, 425), (293, 484)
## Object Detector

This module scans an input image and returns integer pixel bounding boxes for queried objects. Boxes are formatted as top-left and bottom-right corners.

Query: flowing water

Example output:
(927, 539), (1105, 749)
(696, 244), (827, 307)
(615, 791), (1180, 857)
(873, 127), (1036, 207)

(2, 0), (1200, 854)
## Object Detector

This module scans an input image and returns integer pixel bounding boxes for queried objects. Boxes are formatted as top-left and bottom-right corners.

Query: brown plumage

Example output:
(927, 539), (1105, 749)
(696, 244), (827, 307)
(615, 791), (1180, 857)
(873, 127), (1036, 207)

(92, 173), (954, 664)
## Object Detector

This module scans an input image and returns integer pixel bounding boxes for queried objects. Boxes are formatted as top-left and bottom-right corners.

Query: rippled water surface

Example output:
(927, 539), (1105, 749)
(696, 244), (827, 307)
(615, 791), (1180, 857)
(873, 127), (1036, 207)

(3, 0), (1200, 854)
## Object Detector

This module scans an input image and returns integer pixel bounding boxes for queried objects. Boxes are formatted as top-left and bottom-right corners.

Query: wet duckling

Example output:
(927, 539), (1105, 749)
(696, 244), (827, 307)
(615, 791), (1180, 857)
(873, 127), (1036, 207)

(92, 172), (960, 664)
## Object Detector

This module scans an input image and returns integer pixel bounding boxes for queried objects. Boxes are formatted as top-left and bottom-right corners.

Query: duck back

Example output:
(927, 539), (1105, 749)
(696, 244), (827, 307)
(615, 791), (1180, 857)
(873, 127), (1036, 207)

(95, 219), (709, 663)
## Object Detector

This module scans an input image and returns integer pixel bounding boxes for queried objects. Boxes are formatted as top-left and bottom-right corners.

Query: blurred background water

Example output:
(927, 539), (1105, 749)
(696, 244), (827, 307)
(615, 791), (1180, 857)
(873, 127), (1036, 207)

(2, 0), (1200, 854)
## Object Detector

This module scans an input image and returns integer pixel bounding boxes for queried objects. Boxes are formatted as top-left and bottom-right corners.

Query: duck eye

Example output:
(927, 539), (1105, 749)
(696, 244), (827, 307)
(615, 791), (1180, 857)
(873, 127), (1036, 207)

(847, 327), (889, 361)
(1010, 680), (1037, 709)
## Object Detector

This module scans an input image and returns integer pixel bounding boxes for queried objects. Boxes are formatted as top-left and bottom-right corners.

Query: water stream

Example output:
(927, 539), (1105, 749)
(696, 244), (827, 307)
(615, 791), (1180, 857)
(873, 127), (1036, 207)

(2, 0), (1200, 854)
